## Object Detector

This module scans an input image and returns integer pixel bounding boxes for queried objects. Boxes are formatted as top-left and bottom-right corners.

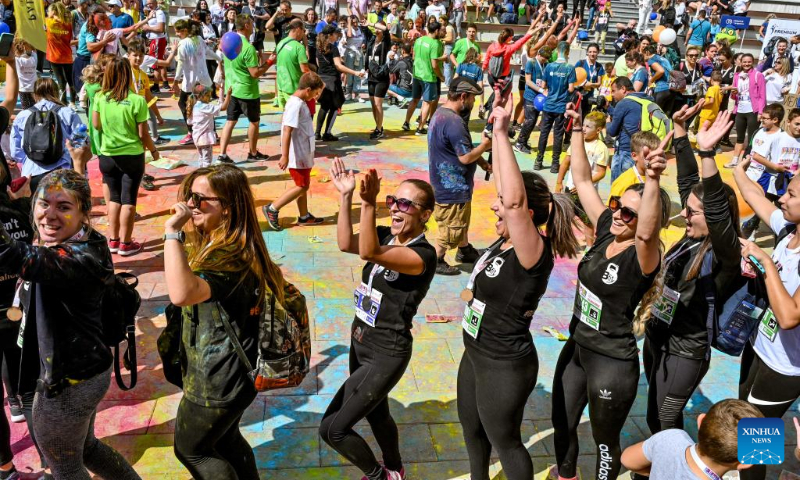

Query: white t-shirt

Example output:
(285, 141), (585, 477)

(752, 209), (800, 376)
(732, 0), (747, 14)
(282, 96), (315, 169)
(737, 73), (752, 113)
(745, 127), (781, 182)
(191, 100), (223, 146)
(764, 72), (789, 104)
(175, 37), (212, 92)
(768, 131), (800, 172)
(425, 4), (447, 19)
(564, 139), (610, 190)
(16, 52), (38, 93)
(147, 9), (167, 40)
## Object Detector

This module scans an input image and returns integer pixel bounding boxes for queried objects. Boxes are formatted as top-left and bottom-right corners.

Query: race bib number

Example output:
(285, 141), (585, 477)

(652, 286), (681, 325)
(462, 298), (486, 339)
(576, 282), (603, 331)
(758, 308), (779, 342)
(354, 283), (382, 327)
(745, 158), (765, 182)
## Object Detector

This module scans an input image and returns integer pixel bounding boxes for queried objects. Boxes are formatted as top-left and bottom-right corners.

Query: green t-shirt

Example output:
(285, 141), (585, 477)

(275, 37), (308, 95)
(84, 82), (103, 155)
(413, 35), (443, 83)
(94, 91), (149, 156)
(451, 38), (481, 65)
(224, 35), (260, 100)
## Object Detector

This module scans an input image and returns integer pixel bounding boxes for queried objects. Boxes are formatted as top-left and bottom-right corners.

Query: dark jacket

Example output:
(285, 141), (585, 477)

(0, 228), (114, 398)
(646, 135), (745, 359)
(606, 92), (650, 154)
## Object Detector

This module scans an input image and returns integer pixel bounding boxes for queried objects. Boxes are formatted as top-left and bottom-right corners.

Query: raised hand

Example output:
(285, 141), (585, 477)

(564, 102), (581, 122)
(672, 99), (705, 125)
(696, 110), (734, 151)
(359, 168), (381, 206)
(330, 157), (356, 195)
(491, 105), (511, 133)
(642, 131), (674, 180)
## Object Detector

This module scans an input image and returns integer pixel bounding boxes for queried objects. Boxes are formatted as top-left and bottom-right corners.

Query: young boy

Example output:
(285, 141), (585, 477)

(555, 111), (609, 247)
(597, 61), (616, 103)
(264, 72), (326, 230)
(741, 103), (785, 239)
(608, 131), (660, 200)
(127, 38), (172, 146)
(621, 399), (762, 479)
(698, 71), (722, 130)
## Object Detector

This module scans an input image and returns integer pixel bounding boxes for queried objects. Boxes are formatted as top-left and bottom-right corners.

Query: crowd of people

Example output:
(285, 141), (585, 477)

(0, 0), (800, 479)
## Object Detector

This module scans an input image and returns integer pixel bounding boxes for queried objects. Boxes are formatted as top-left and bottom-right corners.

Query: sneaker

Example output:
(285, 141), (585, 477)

(322, 133), (339, 142)
(178, 134), (194, 145)
(7, 397), (24, 424)
(108, 238), (120, 253)
(297, 213), (325, 226)
(315, 133), (323, 141)
(478, 106), (486, 119)
(217, 154), (234, 164)
(150, 84), (161, 94)
(398, 98), (409, 109)
(357, 96), (366, 103)
(263, 205), (282, 231)
(455, 244), (480, 263)
(415, 116), (422, 125)
(723, 158), (739, 169)
(247, 151), (270, 161)
(533, 160), (544, 171)
(402, 122), (411, 131)
(385, 468), (405, 480)
(118, 241), (143, 256)
(161, 82), (170, 90)
(415, 127), (427, 136)
(143, 174), (155, 182)
(513, 143), (531, 154)
(369, 128), (385, 140)
(549, 163), (560, 174)
(141, 177), (156, 191)
(508, 128), (516, 139)
(154, 136), (170, 146)
(435, 258), (461, 275)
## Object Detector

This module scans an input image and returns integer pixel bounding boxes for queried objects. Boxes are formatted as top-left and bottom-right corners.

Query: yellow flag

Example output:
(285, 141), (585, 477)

(12, 0), (48, 53)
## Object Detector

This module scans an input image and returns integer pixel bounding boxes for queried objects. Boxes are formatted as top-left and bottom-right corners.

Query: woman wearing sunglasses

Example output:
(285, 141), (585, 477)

(164, 165), (286, 479)
(550, 103), (672, 480)
(457, 104), (579, 480)
(639, 106), (743, 444)
(320, 160), (437, 480)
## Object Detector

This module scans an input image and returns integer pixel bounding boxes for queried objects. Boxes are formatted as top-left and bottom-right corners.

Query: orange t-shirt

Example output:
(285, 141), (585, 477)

(46, 18), (73, 64)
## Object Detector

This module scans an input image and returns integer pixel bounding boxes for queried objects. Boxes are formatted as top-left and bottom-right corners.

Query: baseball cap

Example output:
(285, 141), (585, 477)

(107, 0), (122, 6)
(449, 77), (482, 95)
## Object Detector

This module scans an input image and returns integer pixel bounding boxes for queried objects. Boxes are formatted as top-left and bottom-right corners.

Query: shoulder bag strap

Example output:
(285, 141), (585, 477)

(217, 303), (254, 372)
(699, 250), (716, 361)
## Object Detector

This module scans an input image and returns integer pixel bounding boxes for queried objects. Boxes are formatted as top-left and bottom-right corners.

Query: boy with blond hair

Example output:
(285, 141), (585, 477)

(608, 131), (660, 200)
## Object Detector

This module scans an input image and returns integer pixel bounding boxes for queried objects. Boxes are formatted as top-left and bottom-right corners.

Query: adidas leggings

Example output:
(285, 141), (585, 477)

(739, 343), (800, 480)
(551, 338), (639, 480)
(643, 337), (710, 434)
(319, 339), (410, 480)
(457, 346), (538, 480)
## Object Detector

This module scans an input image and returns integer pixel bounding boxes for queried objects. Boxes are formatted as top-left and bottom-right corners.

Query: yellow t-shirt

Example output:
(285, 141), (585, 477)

(564, 139), (610, 190)
(699, 84), (722, 125)
(608, 167), (644, 201)
(598, 74), (616, 102)
(131, 67), (151, 96)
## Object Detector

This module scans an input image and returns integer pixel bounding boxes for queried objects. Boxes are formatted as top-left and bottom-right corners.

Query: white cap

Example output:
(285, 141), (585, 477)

(107, 0), (123, 6)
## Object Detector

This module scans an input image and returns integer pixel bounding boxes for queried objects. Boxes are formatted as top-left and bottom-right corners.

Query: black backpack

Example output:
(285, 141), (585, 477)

(22, 106), (64, 166)
(102, 272), (141, 390)
(763, 36), (785, 58)
(661, 6), (676, 26)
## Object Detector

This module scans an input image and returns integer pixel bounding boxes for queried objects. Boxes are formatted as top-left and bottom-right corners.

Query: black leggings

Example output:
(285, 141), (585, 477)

(99, 153), (145, 206)
(643, 337), (710, 434)
(319, 339), (410, 480)
(50, 63), (75, 105)
(739, 343), (800, 480)
(552, 338), (639, 480)
(0, 326), (20, 465)
(457, 346), (539, 480)
(174, 395), (258, 479)
(178, 90), (193, 131)
(735, 111), (760, 154)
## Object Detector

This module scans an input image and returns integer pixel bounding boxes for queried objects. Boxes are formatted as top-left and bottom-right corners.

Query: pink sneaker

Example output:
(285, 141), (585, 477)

(108, 238), (120, 253)
(178, 133), (194, 145)
(118, 240), (143, 256)
(361, 467), (405, 480)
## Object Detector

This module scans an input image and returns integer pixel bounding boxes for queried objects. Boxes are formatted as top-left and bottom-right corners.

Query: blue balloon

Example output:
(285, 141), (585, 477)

(0, 23), (9, 35)
(534, 93), (546, 111)
(649, 12), (658, 21)
(220, 32), (242, 60)
(578, 30), (589, 40)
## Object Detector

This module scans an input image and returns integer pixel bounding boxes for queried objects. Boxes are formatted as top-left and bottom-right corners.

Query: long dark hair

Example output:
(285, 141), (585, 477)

(523, 172), (580, 259)
(101, 58), (133, 102)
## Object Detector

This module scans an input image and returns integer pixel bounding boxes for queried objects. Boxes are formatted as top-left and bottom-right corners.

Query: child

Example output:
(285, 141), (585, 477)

(593, 3), (612, 52)
(126, 38), (171, 146)
(621, 399), (762, 479)
(597, 61), (616, 103)
(741, 103), (785, 239)
(263, 72), (326, 230)
(697, 71), (722, 130)
(555, 111), (609, 247)
(608, 131), (660, 200)
(187, 85), (232, 167)
(14, 40), (37, 110)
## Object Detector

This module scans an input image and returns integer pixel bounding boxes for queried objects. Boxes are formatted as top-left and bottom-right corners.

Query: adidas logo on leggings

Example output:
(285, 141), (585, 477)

(598, 444), (612, 480)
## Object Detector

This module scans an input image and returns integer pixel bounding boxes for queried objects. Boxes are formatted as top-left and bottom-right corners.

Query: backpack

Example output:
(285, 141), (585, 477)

(222, 282), (311, 391)
(500, 12), (518, 24)
(488, 52), (505, 78)
(763, 36), (784, 58)
(661, 6), (676, 26)
(102, 272), (141, 390)
(627, 96), (672, 148)
(22, 106), (64, 166)
(669, 69), (687, 92)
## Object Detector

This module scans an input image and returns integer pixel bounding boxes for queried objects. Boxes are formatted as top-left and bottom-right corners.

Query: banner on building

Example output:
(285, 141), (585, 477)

(721, 15), (750, 30)
(12, 0), (47, 53)
(761, 19), (800, 59)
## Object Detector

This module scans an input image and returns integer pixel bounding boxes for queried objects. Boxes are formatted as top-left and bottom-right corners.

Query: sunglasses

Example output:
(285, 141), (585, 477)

(687, 54), (699, 58)
(188, 191), (224, 207)
(684, 205), (703, 218)
(608, 196), (639, 224)
(386, 195), (422, 213)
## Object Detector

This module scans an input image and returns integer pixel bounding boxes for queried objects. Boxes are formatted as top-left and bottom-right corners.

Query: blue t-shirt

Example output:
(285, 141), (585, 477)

(542, 61), (577, 113)
(575, 59), (606, 97)
(631, 66), (649, 89)
(315, 20), (338, 34)
(456, 63), (483, 83)
(110, 12), (134, 29)
(647, 55), (672, 93)
(688, 19), (711, 46)
(428, 107), (477, 204)
(523, 58), (546, 102)
(76, 22), (96, 57)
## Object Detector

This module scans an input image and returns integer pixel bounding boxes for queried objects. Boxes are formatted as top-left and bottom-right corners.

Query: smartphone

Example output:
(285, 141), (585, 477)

(9, 177), (27, 193)
(0, 34), (13, 58)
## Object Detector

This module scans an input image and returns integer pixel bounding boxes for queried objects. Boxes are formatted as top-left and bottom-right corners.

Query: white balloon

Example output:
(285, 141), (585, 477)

(659, 28), (677, 45)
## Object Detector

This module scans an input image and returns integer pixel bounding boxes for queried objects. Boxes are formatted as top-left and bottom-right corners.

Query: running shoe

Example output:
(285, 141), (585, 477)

(150, 84), (161, 94)
(360, 467), (405, 480)
(398, 98), (409, 109)
(118, 241), (143, 257)
(108, 238), (121, 253)
(455, 244), (480, 263)
(415, 127), (427, 136)
(143, 174), (155, 182)
(533, 160), (544, 171)
(315, 133), (323, 141)
(154, 136), (170, 146)
(435, 258), (460, 275)
(178, 134), (194, 145)
(247, 151), (270, 161)
(217, 154), (234, 164)
(478, 106), (486, 119)
(141, 177), (156, 191)
(513, 143), (531, 154)
(369, 128), (385, 140)
(161, 81), (170, 90)
(263, 205), (282, 231)
(549, 162), (561, 174)
(297, 213), (325, 226)
(402, 122), (411, 131)
(723, 158), (739, 169)
(322, 133), (339, 142)
(357, 96), (366, 103)
(7, 396), (24, 424)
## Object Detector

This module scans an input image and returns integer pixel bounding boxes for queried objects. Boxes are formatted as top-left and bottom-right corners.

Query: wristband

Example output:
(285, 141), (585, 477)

(697, 149), (716, 158)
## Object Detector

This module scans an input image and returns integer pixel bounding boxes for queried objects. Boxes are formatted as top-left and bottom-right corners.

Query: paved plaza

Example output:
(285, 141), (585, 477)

(4, 84), (800, 479)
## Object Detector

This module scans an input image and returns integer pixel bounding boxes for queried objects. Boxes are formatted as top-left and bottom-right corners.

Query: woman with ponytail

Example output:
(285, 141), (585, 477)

(550, 102), (671, 480)
(172, 19), (213, 146)
(456, 100), (579, 480)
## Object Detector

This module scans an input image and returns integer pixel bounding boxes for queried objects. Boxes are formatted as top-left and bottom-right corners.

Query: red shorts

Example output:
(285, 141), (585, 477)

(149, 37), (167, 61)
(289, 168), (311, 188)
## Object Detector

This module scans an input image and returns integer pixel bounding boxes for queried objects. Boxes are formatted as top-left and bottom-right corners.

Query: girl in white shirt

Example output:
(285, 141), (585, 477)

(14, 40), (38, 109)
(188, 84), (231, 167)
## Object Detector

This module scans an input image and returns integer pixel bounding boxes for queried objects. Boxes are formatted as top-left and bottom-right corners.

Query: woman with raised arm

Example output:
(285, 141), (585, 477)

(457, 100), (579, 480)
(734, 128), (800, 480)
(320, 162), (438, 480)
(550, 103), (672, 480)
(642, 106), (744, 439)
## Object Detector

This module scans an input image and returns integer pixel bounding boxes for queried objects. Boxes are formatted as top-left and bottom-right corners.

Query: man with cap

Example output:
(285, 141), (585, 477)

(108, 0), (134, 28)
(428, 77), (492, 275)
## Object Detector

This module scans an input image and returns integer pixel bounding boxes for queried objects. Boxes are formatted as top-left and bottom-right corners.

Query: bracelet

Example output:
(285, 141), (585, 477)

(697, 149), (716, 158)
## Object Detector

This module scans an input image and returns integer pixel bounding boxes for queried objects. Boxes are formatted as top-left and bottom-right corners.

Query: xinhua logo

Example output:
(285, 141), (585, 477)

(738, 418), (784, 465)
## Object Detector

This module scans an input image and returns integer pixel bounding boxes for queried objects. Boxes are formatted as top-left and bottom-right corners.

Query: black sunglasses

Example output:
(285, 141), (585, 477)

(684, 205), (704, 218)
(386, 195), (422, 213)
(608, 196), (639, 224)
(188, 191), (224, 207)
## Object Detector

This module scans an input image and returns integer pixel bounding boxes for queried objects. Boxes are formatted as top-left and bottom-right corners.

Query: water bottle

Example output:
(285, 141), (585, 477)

(71, 124), (88, 149)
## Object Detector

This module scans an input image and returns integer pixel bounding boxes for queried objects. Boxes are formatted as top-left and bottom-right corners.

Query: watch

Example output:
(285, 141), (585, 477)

(163, 231), (186, 243)
(696, 149), (717, 159)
